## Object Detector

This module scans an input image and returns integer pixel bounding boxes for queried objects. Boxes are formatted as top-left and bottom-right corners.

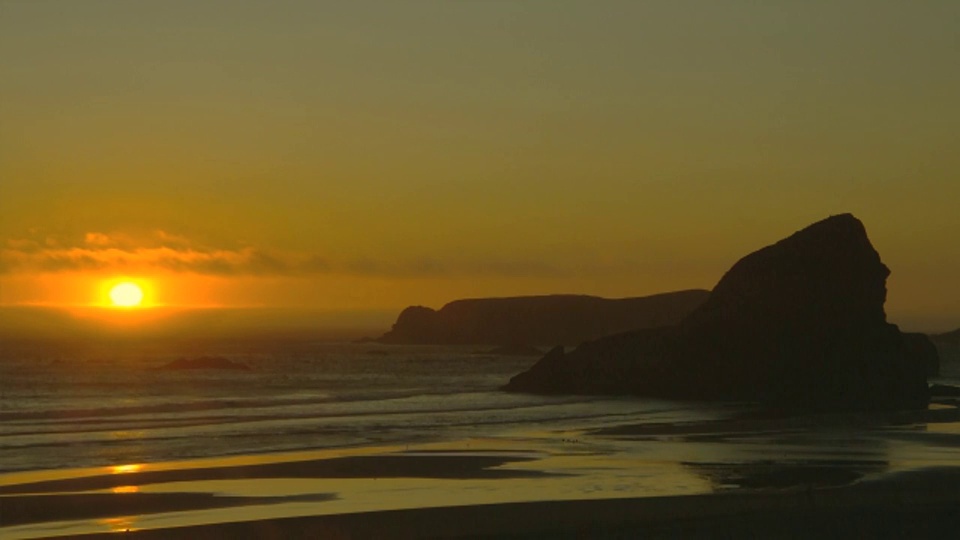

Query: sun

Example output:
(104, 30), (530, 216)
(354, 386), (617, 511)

(109, 282), (145, 308)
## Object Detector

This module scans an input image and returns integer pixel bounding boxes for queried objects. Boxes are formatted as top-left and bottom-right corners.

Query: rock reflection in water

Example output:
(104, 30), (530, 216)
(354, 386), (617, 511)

(685, 459), (887, 490)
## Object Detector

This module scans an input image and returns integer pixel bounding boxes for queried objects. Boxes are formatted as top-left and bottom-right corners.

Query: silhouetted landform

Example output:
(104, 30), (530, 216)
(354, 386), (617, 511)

(482, 344), (543, 356)
(505, 214), (937, 412)
(376, 290), (710, 346)
(930, 384), (960, 407)
(905, 331), (941, 376)
(930, 329), (960, 365)
(932, 328), (960, 346)
(930, 384), (960, 397)
(159, 356), (250, 371)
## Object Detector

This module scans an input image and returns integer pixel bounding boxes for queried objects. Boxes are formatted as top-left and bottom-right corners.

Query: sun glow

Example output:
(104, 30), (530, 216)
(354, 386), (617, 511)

(108, 282), (145, 308)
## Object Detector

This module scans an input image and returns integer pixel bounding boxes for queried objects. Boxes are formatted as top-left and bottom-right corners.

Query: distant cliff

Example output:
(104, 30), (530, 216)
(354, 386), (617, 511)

(376, 290), (710, 346)
(505, 214), (937, 412)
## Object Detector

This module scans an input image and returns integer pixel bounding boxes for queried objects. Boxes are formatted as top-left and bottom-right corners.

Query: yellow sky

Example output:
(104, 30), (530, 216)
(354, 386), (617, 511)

(1, 1), (958, 331)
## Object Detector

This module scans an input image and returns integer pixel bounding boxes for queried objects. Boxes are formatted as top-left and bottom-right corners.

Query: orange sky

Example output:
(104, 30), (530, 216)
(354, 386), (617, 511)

(1, 1), (958, 332)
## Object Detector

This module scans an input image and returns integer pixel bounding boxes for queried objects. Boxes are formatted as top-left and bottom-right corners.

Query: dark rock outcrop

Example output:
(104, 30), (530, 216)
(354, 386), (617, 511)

(931, 329), (960, 347)
(159, 356), (250, 371)
(376, 290), (709, 346)
(505, 214), (935, 412)
(903, 332), (940, 377)
(929, 384), (960, 397)
(930, 329), (960, 366)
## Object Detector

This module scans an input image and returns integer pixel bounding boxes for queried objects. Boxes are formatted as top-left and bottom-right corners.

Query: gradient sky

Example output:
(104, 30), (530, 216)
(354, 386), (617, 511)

(1, 1), (958, 330)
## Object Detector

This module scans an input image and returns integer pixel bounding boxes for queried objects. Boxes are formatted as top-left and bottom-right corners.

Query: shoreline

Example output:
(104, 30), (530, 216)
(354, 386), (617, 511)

(4, 402), (960, 539)
(48, 470), (960, 539)
(4, 452), (959, 539)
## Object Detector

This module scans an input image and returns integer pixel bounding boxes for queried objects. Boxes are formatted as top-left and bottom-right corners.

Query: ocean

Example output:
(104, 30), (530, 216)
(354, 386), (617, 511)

(3, 338), (960, 539)
(0, 341), (734, 474)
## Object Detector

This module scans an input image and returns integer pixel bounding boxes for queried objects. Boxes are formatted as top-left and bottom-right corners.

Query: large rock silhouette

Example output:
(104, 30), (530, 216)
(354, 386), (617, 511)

(933, 328), (960, 347)
(505, 214), (935, 411)
(931, 328), (960, 367)
(377, 290), (709, 346)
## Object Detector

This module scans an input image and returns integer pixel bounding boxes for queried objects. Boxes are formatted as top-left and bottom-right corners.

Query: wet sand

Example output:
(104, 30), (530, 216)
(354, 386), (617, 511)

(594, 403), (960, 438)
(0, 492), (335, 528)
(0, 453), (553, 495)
(31, 469), (960, 539)
(4, 406), (960, 539)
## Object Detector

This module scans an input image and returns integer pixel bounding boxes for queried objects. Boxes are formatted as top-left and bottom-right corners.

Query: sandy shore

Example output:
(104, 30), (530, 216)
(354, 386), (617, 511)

(41, 469), (960, 539)
(0, 453), (552, 496)
(4, 404), (960, 539)
(3, 456), (958, 539)
(0, 492), (335, 528)
(0, 453), (552, 529)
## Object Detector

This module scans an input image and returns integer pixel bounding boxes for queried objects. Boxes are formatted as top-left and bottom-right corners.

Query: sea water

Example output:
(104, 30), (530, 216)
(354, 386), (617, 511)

(0, 341), (728, 473)
(4, 339), (960, 540)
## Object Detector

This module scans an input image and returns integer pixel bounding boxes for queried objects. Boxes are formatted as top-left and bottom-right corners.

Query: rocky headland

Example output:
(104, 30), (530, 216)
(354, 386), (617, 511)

(505, 214), (938, 412)
(376, 290), (709, 346)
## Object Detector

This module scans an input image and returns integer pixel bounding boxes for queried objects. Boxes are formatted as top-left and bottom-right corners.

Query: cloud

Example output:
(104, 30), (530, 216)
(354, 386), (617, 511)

(0, 230), (568, 279)
(1, 244), (292, 276)
(83, 232), (112, 247)
(1, 230), (295, 276)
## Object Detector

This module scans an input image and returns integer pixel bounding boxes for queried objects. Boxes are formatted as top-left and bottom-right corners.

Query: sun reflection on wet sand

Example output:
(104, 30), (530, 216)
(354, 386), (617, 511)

(111, 464), (143, 474)
(109, 430), (147, 440)
(97, 515), (138, 533)
(3, 418), (959, 540)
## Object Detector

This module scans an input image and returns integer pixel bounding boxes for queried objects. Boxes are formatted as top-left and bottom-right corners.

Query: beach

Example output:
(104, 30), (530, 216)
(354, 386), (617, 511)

(3, 343), (960, 538)
(3, 438), (960, 538)
(4, 400), (960, 537)
(13, 476), (960, 539)
(4, 0), (959, 536)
